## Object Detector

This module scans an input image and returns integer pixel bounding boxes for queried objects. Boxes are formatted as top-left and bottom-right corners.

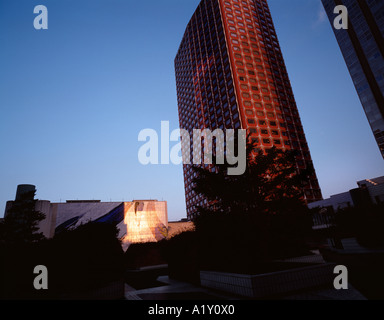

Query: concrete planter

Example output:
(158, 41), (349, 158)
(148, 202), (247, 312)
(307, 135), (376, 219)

(200, 263), (336, 298)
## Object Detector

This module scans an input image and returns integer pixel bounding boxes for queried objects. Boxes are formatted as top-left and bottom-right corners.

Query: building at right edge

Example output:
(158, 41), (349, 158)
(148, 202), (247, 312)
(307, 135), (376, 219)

(175, 0), (323, 219)
(322, 0), (384, 158)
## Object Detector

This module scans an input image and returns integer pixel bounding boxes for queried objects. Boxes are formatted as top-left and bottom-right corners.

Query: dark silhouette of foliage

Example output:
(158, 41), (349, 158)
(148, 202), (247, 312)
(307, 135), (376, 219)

(165, 231), (200, 284)
(49, 222), (125, 296)
(191, 140), (314, 266)
(192, 140), (310, 216)
(1, 222), (125, 299)
(124, 241), (167, 270)
(0, 190), (46, 244)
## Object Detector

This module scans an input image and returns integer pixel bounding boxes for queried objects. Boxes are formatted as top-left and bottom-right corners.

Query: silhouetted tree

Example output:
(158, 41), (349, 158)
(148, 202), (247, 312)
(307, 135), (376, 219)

(1, 222), (125, 299)
(50, 222), (125, 295)
(1, 190), (46, 244)
(192, 138), (314, 216)
(192, 140), (313, 264)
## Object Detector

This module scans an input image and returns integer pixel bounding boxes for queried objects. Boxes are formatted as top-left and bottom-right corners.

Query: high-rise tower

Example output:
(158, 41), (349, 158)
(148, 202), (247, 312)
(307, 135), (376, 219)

(322, 0), (384, 158)
(175, 0), (322, 219)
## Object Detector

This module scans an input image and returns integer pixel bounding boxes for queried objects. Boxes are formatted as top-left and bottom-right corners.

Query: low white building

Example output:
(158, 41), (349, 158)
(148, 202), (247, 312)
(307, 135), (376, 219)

(308, 176), (384, 211)
(4, 185), (168, 250)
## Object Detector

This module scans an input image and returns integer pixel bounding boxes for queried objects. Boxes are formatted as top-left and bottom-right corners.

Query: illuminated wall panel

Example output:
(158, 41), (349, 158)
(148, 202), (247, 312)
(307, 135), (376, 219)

(53, 200), (168, 248)
(121, 201), (168, 245)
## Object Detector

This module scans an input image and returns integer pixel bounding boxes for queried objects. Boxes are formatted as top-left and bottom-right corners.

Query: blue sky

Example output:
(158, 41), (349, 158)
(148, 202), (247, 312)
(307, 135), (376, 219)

(0, 0), (383, 221)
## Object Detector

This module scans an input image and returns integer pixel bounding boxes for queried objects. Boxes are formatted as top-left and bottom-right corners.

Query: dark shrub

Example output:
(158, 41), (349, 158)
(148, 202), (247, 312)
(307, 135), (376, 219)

(1, 222), (125, 299)
(165, 231), (200, 284)
(124, 241), (167, 270)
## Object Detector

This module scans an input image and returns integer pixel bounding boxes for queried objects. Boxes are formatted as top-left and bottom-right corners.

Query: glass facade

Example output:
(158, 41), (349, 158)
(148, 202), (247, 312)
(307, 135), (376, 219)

(322, 0), (384, 158)
(175, 0), (323, 219)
